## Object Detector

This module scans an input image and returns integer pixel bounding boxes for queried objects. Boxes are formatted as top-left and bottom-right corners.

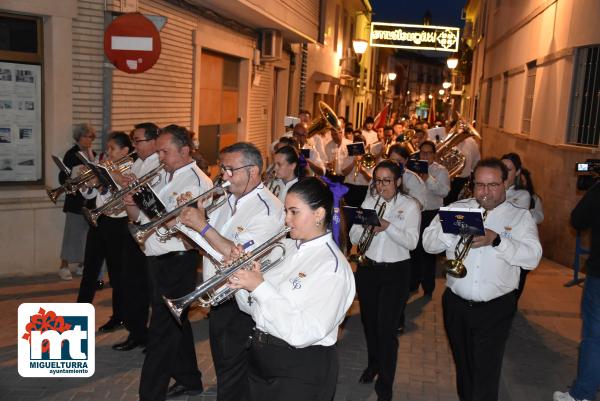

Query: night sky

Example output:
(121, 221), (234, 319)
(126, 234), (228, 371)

(371, 0), (466, 29)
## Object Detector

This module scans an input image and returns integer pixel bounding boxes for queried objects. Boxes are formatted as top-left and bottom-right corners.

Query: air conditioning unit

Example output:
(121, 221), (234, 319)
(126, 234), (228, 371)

(260, 29), (282, 60)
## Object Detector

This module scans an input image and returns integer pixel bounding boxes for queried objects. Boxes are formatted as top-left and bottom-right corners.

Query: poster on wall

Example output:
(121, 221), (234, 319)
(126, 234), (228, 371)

(0, 62), (42, 182)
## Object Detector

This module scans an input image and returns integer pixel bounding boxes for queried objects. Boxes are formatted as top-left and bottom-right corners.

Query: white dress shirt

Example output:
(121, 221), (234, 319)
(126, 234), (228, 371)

(531, 194), (544, 224)
(302, 142), (325, 175)
(423, 198), (542, 302)
(235, 233), (356, 348)
(312, 131), (331, 162)
(402, 169), (427, 209)
(456, 137), (481, 178)
(324, 138), (353, 175)
(350, 193), (421, 262)
(362, 129), (379, 147)
(268, 177), (298, 203)
(179, 184), (285, 281)
(506, 185), (531, 209)
(81, 186), (127, 218)
(131, 152), (161, 178)
(422, 162), (451, 211)
(138, 161), (213, 256)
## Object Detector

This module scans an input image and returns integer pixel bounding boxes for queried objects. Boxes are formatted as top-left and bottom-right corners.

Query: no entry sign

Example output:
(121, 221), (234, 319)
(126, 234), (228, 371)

(103, 13), (162, 74)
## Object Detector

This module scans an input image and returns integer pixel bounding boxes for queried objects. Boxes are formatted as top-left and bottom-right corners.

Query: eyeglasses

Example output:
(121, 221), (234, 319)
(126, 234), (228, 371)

(219, 164), (253, 177)
(374, 178), (394, 186)
(473, 182), (503, 191)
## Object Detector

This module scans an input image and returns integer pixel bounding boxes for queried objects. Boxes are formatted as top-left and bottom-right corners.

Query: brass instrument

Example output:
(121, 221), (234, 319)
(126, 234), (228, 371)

(436, 113), (481, 178)
(381, 138), (394, 159)
(396, 129), (418, 155)
(46, 152), (136, 204)
(83, 162), (164, 226)
(128, 181), (230, 245)
(444, 208), (488, 278)
(163, 227), (291, 324)
(306, 101), (342, 139)
(349, 197), (387, 264)
(354, 144), (377, 181)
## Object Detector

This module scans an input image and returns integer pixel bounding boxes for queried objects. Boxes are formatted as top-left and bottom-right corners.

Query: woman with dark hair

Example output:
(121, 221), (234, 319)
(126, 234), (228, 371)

(77, 131), (135, 334)
(501, 153), (531, 209)
(269, 145), (302, 202)
(520, 168), (544, 224)
(228, 177), (356, 401)
(349, 160), (421, 401)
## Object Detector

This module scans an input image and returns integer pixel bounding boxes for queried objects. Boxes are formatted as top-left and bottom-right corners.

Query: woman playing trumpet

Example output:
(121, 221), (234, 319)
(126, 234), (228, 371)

(268, 145), (302, 202)
(227, 177), (356, 401)
(349, 160), (421, 401)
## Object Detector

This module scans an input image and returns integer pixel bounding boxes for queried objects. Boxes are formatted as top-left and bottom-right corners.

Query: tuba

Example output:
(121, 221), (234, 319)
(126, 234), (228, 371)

(163, 227), (290, 324)
(436, 113), (481, 178)
(46, 152), (136, 204)
(349, 196), (387, 264)
(306, 101), (342, 139)
(444, 208), (488, 278)
(128, 181), (230, 245)
(83, 162), (163, 226)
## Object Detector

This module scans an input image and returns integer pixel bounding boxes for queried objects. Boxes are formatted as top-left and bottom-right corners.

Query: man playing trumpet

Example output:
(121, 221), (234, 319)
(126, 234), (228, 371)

(422, 158), (542, 401)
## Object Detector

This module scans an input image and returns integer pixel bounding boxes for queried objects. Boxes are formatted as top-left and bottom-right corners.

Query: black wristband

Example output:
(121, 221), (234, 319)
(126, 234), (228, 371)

(492, 234), (501, 247)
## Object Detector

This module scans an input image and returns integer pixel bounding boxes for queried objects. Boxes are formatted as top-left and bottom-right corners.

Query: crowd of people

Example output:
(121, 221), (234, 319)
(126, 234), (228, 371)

(50, 108), (598, 401)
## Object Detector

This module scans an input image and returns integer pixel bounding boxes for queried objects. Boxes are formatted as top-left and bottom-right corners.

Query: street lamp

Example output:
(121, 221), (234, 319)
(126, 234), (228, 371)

(388, 72), (397, 81)
(428, 94), (433, 99)
(446, 56), (459, 70)
(438, 89), (445, 96)
(352, 39), (368, 57)
(442, 81), (451, 89)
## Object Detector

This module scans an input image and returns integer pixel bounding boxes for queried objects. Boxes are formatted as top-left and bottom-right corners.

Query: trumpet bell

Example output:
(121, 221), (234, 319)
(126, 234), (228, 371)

(307, 101), (341, 138)
(46, 187), (64, 204)
(444, 259), (467, 278)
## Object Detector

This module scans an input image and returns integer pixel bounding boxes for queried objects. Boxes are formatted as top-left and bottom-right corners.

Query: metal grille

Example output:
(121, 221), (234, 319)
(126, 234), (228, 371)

(568, 46), (600, 146)
(522, 62), (536, 133)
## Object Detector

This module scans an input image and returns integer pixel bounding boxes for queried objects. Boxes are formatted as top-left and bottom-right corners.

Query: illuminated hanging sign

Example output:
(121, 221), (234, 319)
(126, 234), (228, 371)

(370, 22), (460, 52)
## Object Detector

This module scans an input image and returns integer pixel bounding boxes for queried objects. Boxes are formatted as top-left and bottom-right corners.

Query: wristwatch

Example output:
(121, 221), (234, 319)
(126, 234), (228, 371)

(492, 234), (501, 247)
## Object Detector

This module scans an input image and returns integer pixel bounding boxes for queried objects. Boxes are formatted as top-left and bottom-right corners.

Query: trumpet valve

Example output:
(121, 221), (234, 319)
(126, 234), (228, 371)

(444, 259), (467, 278)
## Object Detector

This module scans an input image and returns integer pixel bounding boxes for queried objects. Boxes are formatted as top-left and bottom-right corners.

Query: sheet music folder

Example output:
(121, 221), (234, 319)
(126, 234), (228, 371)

(51, 155), (71, 175)
(76, 152), (117, 191)
(343, 206), (381, 226)
(438, 206), (485, 236)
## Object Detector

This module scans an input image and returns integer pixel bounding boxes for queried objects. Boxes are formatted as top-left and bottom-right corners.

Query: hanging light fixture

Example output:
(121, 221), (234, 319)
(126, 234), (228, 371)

(442, 81), (452, 89)
(388, 72), (397, 81)
(447, 56), (459, 69)
(352, 39), (368, 55)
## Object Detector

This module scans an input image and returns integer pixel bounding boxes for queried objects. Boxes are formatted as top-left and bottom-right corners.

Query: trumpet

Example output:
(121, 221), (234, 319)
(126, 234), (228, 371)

(349, 196), (387, 264)
(46, 152), (136, 204)
(128, 181), (230, 245)
(354, 145), (377, 181)
(444, 209), (488, 278)
(83, 162), (164, 226)
(163, 227), (291, 324)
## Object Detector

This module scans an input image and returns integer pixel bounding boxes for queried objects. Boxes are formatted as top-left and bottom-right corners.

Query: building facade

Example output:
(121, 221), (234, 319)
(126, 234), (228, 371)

(462, 0), (600, 265)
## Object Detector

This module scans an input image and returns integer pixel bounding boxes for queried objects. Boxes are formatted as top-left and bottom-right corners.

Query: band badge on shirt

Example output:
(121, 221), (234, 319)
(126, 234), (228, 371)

(289, 272), (306, 290)
(176, 191), (194, 205)
(501, 226), (513, 239)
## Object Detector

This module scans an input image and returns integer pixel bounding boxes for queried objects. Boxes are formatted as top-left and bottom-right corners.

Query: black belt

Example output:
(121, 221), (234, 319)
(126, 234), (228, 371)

(250, 328), (294, 349)
(150, 249), (198, 260)
(450, 289), (517, 308)
(363, 257), (403, 268)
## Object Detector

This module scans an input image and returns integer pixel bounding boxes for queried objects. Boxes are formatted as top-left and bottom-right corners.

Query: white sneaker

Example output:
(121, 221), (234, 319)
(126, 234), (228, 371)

(553, 390), (589, 401)
(58, 267), (72, 281)
(75, 265), (84, 276)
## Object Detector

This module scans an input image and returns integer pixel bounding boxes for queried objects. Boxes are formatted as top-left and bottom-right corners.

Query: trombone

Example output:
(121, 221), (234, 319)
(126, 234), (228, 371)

(82, 162), (164, 226)
(163, 227), (290, 324)
(128, 181), (230, 245)
(46, 152), (136, 204)
(349, 196), (387, 264)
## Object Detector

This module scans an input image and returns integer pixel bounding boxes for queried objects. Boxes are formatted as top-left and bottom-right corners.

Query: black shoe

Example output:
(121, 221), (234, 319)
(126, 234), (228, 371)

(96, 280), (104, 290)
(112, 337), (145, 351)
(358, 367), (378, 383)
(166, 383), (203, 399)
(98, 318), (124, 333)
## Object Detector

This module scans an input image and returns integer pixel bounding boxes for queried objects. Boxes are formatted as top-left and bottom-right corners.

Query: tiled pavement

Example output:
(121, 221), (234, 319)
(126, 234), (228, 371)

(0, 258), (591, 401)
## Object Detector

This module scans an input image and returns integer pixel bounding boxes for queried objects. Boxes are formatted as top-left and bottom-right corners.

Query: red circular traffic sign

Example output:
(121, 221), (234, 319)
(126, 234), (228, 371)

(103, 13), (161, 74)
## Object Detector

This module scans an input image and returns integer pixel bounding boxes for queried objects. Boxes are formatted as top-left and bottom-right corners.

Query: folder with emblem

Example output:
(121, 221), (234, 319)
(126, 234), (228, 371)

(343, 206), (381, 226)
(438, 206), (485, 236)
(132, 186), (166, 219)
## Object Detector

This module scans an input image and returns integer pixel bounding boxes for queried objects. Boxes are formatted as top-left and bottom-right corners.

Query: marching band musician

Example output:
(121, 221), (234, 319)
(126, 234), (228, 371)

(77, 132), (133, 336)
(387, 144), (427, 209)
(292, 123), (325, 176)
(269, 145), (302, 202)
(324, 127), (353, 179)
(411, 140), (450, 298)
(344, 134), (374, 207)
(500, 153), (531, 209)
(349, 160), (420, 401)
(371, 125), (396, 160)
(177, 142), (284, 401)
(111, 122), (161, 351)
(423, 158), (542, 401)
(227, 177), (356, 401)
(124, 125), (212, 401)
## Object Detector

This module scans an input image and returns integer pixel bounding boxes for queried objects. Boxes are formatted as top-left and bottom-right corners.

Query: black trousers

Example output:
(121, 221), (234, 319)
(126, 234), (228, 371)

(77, 215), (127, 320)
(248, 338), (338, 401)
(139, 251), (203, 401)
(209, 298), (255, 401)
(122, 239), (149, 342)
(442, 289), (517, 401)
(410, 209), (439, 294)
(516, 268), (530, 301)
(356, 259), (411, 401)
